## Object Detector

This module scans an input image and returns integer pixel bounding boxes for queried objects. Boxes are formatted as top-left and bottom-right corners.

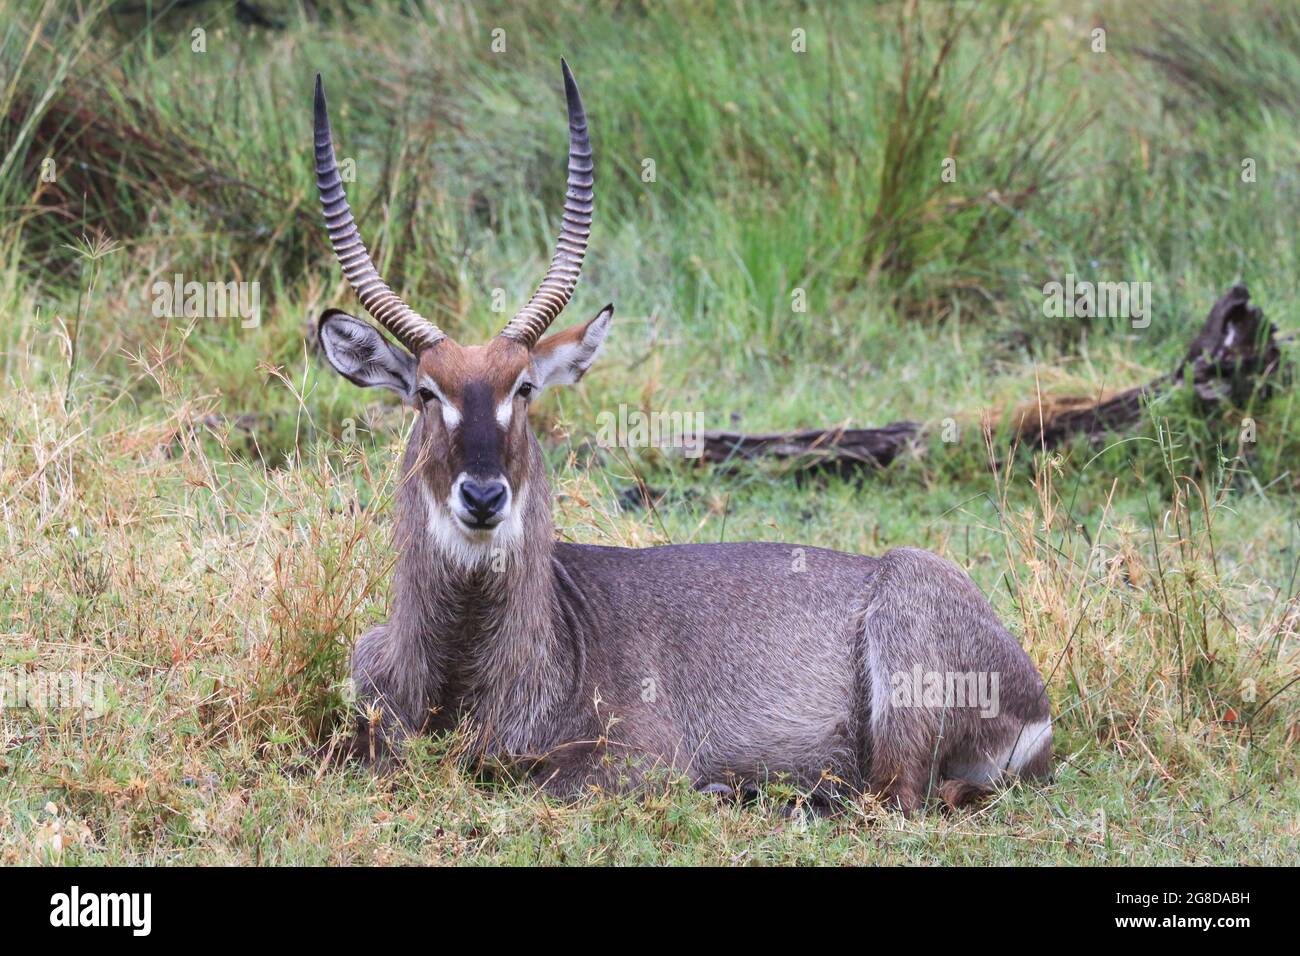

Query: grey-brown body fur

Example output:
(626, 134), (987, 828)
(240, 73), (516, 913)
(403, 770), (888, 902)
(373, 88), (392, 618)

(316, 62), (1051, 812)
(354, 419), (1053, 810)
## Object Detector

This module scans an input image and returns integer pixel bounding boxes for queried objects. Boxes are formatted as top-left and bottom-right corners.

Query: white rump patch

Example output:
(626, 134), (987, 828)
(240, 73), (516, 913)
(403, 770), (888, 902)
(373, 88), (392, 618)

(944, 717), (1053, 784)
(1003, 717), (1052, 773)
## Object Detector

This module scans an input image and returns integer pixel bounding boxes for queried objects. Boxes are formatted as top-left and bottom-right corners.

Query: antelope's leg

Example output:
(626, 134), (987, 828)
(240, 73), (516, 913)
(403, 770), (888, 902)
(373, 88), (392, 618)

(857, 550), (952, 815)
(524, 738), (663, 799)
(350, 623), (438, 765)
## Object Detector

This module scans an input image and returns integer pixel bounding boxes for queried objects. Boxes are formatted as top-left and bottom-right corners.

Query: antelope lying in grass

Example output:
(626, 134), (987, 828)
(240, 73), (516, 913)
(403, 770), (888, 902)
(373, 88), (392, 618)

(312, 62), (1052, 813)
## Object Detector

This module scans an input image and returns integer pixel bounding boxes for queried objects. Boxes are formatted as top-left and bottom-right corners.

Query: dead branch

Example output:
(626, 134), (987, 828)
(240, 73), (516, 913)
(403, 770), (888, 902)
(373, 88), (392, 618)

(701, 284), (1283, 471)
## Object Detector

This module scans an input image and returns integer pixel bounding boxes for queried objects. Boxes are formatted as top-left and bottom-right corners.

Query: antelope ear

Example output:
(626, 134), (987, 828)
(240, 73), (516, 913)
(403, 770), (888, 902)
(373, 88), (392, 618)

(317, 309), (417, 398)
(531, 303), (613, 388)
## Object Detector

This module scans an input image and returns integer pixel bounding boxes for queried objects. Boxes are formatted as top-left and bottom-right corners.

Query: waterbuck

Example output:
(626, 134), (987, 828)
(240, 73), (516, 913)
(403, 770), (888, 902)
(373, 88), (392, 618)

(312, 62), (1052, 813)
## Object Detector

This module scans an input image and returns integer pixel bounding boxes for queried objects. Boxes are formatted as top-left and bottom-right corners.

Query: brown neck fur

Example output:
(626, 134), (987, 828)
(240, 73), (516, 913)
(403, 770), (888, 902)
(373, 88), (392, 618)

(388, 417), (580, 755)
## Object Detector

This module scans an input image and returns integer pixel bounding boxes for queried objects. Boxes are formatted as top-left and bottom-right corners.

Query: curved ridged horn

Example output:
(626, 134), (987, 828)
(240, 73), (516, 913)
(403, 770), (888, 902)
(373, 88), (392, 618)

(498, 59), (593, 348)
(314, 75), (444, 353)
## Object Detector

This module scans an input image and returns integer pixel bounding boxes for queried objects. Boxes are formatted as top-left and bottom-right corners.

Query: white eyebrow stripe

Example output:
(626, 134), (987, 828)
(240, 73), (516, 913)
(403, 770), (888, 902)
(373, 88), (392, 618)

(496, 369), (534, 429)
(420, 375), (460, 430)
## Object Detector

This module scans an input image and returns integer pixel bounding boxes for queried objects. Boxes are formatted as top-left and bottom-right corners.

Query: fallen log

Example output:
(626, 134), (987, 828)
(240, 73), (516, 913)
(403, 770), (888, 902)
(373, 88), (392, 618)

(701, 284), (1282, 471)
(698, 420), (921, 469)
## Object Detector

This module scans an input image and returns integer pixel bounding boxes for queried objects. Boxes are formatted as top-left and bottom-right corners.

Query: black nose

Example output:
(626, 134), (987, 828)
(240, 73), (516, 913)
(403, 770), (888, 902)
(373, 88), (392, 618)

(460, 479), (508, 523)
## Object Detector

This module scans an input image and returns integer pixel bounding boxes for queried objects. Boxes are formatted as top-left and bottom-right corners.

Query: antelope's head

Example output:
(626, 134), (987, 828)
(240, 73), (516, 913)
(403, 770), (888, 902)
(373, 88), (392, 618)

(313, 61), (611, 553)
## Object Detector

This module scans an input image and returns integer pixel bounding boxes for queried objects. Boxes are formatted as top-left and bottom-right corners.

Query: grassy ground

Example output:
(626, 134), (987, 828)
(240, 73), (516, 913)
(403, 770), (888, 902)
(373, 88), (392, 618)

(1, 0), (1296, 864)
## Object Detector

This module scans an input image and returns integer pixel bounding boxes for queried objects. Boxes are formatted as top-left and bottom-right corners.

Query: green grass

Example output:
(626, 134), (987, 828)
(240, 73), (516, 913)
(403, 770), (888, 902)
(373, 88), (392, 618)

(0, 0), (1296, 865)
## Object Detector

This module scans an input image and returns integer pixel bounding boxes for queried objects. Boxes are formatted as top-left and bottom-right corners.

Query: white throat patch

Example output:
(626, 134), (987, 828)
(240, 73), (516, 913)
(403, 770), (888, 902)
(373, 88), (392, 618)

(422, 481), (527, 572)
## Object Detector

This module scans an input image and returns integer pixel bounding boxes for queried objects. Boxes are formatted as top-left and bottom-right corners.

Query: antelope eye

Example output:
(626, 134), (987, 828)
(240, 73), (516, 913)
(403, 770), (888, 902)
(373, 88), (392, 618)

(516, 382), (535, 400)
(416, 386), (438, 404)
